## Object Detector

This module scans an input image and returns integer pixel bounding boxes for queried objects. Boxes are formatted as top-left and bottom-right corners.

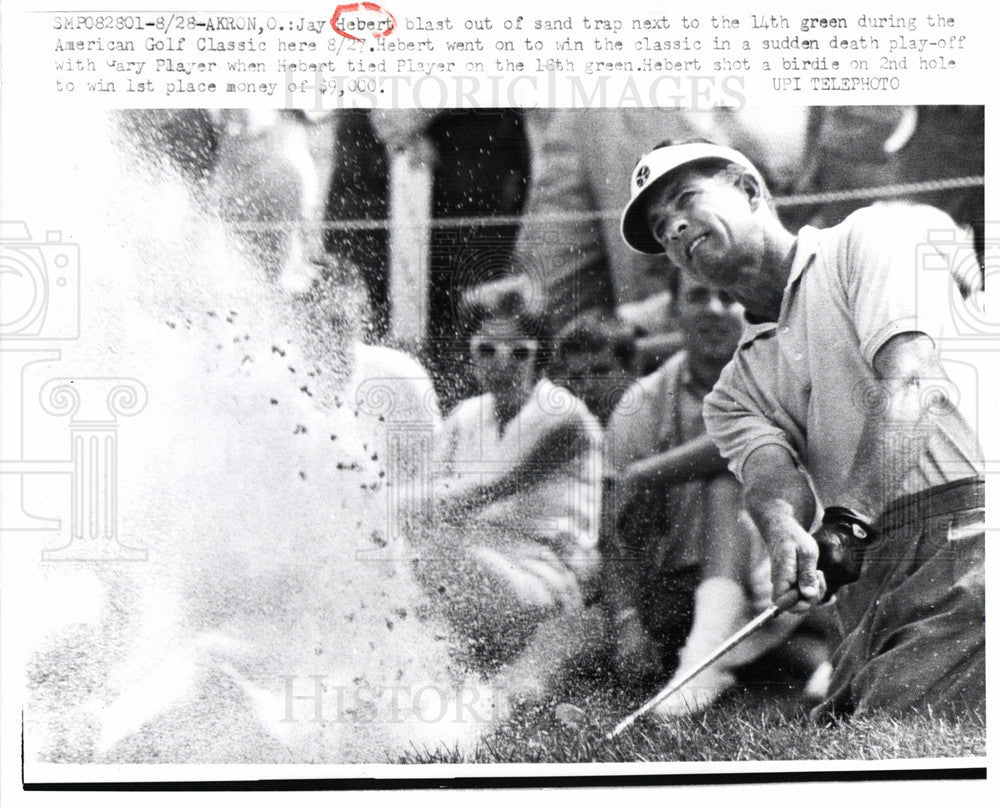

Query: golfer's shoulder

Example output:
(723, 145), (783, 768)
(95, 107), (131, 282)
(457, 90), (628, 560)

(837, 203), (959, 253)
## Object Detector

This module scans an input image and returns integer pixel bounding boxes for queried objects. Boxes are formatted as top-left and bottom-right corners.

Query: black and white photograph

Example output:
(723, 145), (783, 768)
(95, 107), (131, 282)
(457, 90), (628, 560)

(0, 0), (993, 797)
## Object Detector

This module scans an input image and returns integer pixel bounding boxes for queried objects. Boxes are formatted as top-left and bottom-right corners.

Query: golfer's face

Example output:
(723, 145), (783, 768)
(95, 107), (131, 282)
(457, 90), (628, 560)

(645, 169), (759, 303)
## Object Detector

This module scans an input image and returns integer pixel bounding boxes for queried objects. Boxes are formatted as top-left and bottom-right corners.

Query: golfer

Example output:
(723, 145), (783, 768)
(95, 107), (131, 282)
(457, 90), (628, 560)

(620, 141), (985, 717)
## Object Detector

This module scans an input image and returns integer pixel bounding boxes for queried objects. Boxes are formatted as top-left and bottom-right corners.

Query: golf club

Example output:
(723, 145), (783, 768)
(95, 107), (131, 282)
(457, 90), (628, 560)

(606, 587), (802, 739)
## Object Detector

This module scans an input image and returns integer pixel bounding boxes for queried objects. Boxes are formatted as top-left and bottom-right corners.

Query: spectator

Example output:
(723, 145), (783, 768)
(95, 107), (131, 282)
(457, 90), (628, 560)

(602, 271), (817, 715)
(549, 310), (639, 428)
(791, 103), (985, 260)
(325, 109), (531, 409)
(323, 110), (392, 339)
(405, 278), (604, 700)
(896, 106), (985, 265)
(794, 106), (912, 230)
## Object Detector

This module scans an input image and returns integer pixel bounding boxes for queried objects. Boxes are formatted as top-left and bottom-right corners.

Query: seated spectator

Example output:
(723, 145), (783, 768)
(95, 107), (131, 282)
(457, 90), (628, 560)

(602, 271), (827, 716)
(896, 106), (985, 266)
(405, 278), (604, 701)
(549, 310), (639, 428)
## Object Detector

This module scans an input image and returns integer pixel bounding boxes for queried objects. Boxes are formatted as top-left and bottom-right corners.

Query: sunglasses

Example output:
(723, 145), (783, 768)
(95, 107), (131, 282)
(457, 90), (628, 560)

(469, 336), (539, 363)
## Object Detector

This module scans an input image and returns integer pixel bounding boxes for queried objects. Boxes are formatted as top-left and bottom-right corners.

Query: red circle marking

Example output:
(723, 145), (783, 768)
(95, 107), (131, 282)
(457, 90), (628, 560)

(330, 3), (397, 41)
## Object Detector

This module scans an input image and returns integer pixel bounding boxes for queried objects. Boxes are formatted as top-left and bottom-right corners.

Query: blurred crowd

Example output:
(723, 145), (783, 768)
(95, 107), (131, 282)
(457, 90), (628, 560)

(124, 106), (984, 409)
(124, 105), (985, 717)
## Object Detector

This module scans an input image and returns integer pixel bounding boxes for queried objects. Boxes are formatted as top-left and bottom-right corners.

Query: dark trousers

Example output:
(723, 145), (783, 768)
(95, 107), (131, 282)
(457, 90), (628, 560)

(815, 477), (985, 718)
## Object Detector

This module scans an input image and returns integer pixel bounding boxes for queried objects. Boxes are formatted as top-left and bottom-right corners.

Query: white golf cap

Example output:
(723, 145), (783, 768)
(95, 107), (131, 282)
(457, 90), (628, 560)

(620, 142), (761, 254)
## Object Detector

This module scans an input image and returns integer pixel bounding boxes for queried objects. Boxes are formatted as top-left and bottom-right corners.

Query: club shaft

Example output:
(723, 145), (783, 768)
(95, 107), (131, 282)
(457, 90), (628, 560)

(607, 601), (786, 739)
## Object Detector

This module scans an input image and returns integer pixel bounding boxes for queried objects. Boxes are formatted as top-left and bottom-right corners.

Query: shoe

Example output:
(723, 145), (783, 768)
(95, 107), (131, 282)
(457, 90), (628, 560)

(802, 661), (833, 703)
(651, 667), (737, 718)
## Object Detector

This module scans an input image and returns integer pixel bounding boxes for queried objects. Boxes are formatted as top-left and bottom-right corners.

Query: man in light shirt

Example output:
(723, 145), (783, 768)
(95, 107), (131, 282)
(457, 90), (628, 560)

(620, 141), (984, 717)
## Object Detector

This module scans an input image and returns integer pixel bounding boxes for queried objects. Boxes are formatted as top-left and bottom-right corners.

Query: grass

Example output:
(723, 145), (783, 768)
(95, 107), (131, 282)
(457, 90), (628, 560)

(399, 666), (986, 764)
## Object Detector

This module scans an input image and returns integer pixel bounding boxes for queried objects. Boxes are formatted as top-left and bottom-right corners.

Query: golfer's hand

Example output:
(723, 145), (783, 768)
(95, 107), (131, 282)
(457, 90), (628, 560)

(765, 514), (827, 613)
(812, 522), (864, 596)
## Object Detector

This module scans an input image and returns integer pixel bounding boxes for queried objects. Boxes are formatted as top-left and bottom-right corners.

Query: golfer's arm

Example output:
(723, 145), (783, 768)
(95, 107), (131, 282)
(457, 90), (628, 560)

(742, 444), (817, 540)
(838, 332), (973, 518)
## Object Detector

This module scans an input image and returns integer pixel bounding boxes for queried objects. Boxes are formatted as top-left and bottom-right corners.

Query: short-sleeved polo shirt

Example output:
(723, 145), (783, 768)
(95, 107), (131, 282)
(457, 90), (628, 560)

(704, 203), (983, 507)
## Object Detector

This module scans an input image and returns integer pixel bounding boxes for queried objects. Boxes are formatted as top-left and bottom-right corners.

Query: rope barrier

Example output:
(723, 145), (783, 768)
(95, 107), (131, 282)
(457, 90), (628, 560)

(772, 175), (984, 209)
(228, 175), (984, 232)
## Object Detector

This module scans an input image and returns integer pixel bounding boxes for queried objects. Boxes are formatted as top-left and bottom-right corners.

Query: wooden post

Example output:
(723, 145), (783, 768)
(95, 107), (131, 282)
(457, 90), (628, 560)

(387, 141), (433, 344)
